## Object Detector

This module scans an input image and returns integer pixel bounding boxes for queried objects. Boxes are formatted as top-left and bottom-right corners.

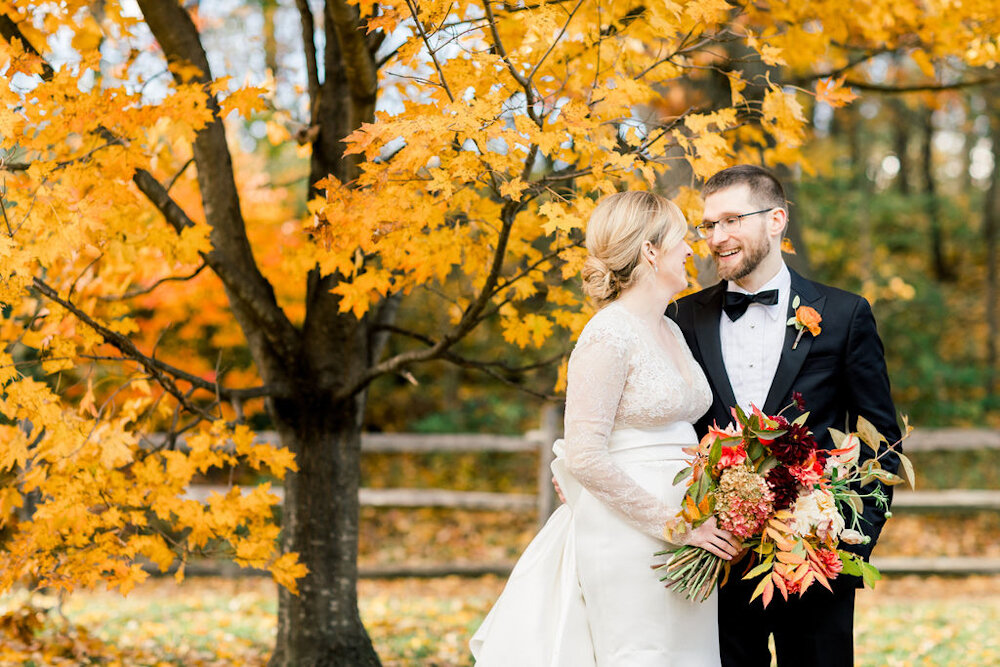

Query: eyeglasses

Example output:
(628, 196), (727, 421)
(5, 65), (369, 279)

(695, 207), (775, 239)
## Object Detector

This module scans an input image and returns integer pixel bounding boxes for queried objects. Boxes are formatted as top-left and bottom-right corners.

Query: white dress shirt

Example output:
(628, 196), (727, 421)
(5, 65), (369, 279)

(720, 263), (791, 414)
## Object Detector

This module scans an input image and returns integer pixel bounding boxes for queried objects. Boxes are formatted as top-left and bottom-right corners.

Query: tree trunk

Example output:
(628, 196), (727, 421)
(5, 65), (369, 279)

(269, 390), (380, 666)
(848, 108), (873, 283)
(921, 108), (952, 281)
(136, 0), (384, 662)
(267, 1), (382, 662)
(263, 0), (279, 77)
(891, 99), (911, 195)
(984, 110), (1000, 409)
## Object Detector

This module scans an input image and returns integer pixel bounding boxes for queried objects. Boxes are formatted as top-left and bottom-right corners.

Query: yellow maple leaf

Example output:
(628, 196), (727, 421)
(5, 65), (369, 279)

(685, 0), (730, 25)
(911, 49), (936, 78)
(128, 534), (175, 573)
(71, 17), (103, 53)
(746, 31), (787, 67)
(687, 132), (733, 179)
(366, 7), (402, 35)
(219, 85), (270, 119)
(815, 77), (858, 108)
(761, 85), (806, 148)
(727, 70), (748, 107)
(499, 176), (530, 202)
(538, 201), (581, 235)
(501, 313), (554, 349)
(98, 426), (135, 470)
(271, 552), (309, 595)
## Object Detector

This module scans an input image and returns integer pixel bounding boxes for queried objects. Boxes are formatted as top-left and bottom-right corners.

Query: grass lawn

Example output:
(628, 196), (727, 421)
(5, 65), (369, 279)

(1, 575), (998, 665)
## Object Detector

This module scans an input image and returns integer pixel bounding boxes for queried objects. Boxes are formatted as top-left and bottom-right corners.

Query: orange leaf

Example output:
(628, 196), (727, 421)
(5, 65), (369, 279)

(812, 566), (834, 592)
(815, 77), (859, 108)
(771, 570), (789, 601)
(762, 578), (775, 607)
(766, 527), (796, 551)
(775, 550), (806, 565)
(768, 518), (794, 533)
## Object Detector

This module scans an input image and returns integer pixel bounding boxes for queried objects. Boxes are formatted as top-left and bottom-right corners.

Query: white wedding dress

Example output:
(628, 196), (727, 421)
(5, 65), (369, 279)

(470, 301), (720, 666)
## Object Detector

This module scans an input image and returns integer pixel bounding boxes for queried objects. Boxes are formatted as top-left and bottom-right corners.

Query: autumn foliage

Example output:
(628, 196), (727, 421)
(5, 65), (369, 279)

(2, 0), (1000, 662)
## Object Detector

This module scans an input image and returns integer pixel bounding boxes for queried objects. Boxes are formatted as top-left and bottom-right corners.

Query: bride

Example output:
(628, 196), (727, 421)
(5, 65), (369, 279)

(470, 191), (741, 665)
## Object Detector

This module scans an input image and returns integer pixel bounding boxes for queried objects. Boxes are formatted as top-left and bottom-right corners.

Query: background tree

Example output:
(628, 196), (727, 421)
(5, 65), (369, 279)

(2, 0), (1000, 664)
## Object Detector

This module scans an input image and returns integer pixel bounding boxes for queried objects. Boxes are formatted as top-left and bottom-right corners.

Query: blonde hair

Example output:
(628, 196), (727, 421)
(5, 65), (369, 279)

(581, 191), (688, 307)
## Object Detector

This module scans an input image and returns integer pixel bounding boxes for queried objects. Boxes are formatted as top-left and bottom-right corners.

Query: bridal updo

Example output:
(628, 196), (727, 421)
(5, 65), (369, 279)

(581, 191), (688, 307)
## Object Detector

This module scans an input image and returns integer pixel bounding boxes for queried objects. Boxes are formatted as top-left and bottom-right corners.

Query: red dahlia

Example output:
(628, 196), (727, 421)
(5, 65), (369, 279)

(768, 421), (819, 466)
(765, 465), (800, 510)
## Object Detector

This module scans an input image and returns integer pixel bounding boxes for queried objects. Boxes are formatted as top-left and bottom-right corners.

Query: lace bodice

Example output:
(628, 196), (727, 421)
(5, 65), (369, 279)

(563, 302), (713, 540)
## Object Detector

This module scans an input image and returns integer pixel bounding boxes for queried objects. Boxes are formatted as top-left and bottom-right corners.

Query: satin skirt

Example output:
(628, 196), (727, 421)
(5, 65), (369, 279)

(470, 425), (721, 666)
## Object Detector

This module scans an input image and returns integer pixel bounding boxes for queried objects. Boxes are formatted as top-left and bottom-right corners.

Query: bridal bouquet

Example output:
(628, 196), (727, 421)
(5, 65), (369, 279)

(655, 396), (913, 606)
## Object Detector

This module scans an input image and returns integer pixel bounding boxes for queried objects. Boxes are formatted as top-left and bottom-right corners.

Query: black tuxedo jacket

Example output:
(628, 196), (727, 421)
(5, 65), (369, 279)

(668, 268), (901, 560)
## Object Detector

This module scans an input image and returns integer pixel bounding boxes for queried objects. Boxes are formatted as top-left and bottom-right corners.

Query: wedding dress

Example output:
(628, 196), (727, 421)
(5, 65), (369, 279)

(470, 301), (721, 666)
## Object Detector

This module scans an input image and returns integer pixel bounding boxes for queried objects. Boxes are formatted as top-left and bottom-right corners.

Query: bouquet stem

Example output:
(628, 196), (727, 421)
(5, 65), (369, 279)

(654, 545), (722, 602)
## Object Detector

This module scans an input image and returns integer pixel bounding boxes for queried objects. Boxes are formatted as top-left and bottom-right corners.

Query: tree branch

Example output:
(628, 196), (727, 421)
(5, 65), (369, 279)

(402, 0), (455, 102)
(335, 203), (521, 399)
(4, 3), (295, 404)
(482, 0), (539, 125)
(136, 0), (301, 366)
(440, 350), (561, 401)
(32, 278), (277, 403)
(841, 76), (1000, 93)
(165, 157), (195, 193)
(132, 168), (197, 232)
(372, 324), (563, 400)
(0, 13), (55, 80)
(525, 0), (586, 85)
(0, 191), (12, 236)
(492, 240), (583, 298)
(785, 50), (892, 87)
(326, 0), (379, 106)
(33, 278), (211, 418)
(98, 262), (208, 301)
(294, 0), (321, 113)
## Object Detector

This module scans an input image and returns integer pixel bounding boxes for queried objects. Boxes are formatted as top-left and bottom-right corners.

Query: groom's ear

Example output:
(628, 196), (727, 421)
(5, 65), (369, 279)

(769, 207), (788, 237)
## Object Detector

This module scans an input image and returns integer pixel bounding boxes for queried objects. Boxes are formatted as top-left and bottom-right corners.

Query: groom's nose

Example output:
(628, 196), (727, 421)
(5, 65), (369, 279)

(709, 223), (732, 245)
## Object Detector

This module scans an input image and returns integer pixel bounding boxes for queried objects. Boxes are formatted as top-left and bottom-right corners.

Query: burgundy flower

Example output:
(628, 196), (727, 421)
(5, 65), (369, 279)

(792, 392), (807, 412)
(765, 465), (800, 511)
(768, 422), (819, 466)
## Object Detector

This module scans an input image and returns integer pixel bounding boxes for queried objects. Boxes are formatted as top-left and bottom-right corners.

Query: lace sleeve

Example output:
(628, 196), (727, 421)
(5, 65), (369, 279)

(563, 322), (678, 541)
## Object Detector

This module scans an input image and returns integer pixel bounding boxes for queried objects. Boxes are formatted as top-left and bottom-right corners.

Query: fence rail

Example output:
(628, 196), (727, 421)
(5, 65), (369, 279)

(176, 423), (999, 579)
(147, 427), (1000, 454)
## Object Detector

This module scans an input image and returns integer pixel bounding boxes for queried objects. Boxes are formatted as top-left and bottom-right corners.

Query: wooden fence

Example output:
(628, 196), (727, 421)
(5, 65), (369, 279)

(176, 420), (1000, 578)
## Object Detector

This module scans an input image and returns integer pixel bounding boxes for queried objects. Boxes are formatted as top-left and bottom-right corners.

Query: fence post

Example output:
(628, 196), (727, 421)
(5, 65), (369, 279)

(536, 403), (562, 527)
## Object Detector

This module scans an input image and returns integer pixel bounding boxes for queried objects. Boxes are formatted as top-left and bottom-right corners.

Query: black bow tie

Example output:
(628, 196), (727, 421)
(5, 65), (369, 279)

(723, 289), (779, 321)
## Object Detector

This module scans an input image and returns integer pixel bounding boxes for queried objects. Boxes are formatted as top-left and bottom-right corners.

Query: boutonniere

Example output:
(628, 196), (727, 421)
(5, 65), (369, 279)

(787, 295), (822, 350)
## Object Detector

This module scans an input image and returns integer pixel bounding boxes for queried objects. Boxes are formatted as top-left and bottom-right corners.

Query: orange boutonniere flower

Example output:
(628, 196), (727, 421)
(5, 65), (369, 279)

(787, 295), (822, 350)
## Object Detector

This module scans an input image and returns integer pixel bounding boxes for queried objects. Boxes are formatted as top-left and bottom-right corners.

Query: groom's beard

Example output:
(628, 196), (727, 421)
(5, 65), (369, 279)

(714, 229), (771, 282)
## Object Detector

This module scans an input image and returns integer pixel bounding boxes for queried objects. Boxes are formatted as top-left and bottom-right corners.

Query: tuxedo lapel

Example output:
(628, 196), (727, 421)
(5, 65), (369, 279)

(693, 283), (739, 414)
(763, 269), (827, 414)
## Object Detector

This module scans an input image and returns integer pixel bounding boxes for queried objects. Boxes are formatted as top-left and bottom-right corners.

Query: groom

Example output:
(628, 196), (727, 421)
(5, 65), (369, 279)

(668, 164), (901, 667)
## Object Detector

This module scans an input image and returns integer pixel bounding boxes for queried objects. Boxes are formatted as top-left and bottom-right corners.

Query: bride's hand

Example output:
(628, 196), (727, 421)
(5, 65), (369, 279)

(677, 516), (742, 560)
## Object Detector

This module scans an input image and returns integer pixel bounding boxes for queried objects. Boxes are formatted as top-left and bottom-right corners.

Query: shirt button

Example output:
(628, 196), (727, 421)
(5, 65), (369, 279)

(749, 363), (755, 368)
